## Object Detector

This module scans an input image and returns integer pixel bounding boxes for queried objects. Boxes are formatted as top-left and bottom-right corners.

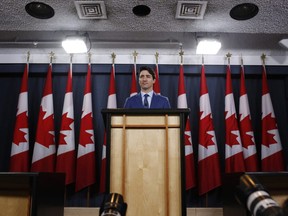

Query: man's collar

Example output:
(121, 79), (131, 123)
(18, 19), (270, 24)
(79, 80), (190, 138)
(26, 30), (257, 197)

(141, 91), (154, 97)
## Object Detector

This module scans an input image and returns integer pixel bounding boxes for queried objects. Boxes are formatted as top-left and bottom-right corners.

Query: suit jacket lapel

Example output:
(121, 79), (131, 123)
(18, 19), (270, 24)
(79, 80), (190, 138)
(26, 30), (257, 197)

(150, 93), (158, 108)
(136, 93), (144, 108)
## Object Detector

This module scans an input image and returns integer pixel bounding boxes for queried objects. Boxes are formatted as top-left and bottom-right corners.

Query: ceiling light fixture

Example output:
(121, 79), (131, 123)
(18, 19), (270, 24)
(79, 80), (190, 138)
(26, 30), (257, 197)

(196, 39), (221, 54)
(25, 2), (55, 19)
(279, 39), (288, 49)
(132, 5), (151, 17)
(230, 3), (259, 21)
(62, 36), (88, 53)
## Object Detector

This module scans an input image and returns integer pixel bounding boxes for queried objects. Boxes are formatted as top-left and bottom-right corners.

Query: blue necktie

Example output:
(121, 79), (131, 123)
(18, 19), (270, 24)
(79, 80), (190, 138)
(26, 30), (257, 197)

(143, 94), (149, 108)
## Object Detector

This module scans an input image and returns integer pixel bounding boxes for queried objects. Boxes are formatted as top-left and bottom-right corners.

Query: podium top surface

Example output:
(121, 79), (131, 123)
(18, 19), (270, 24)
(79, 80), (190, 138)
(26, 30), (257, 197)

(101, 109), (190, 126)
(101, 108), (190, 116)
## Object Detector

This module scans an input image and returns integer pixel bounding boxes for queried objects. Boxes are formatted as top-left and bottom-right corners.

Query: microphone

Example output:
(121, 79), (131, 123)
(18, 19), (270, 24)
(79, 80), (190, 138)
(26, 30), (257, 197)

(235, 174), (285, 216)
(99, 193), (127, 216)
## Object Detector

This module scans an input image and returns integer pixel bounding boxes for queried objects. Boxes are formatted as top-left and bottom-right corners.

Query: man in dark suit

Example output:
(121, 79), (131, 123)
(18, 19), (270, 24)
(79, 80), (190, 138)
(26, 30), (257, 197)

(124, 66), (171, 108)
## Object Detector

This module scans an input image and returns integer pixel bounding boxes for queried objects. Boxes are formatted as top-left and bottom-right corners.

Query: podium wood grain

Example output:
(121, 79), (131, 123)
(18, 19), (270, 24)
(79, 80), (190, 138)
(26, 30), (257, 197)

(110, 115), (181, 216)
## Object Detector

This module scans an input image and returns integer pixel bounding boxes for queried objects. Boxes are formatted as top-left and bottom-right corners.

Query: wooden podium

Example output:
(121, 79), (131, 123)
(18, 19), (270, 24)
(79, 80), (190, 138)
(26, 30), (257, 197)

(102, 109), (189, 216)
(0, 172), (65, 216)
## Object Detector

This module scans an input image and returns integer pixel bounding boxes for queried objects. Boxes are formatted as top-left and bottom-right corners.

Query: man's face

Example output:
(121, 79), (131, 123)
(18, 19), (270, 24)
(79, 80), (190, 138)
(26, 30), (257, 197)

(139, 70), (155, 92)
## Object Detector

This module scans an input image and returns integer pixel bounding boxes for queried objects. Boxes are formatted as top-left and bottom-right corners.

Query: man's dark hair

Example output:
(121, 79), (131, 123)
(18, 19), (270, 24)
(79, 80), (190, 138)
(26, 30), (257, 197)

(139, 66), (155, 80)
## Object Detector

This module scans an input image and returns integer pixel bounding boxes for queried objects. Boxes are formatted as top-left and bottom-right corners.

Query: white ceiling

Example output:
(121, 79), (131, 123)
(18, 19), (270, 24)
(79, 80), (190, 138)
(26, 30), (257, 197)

(0, 0), (287, 58)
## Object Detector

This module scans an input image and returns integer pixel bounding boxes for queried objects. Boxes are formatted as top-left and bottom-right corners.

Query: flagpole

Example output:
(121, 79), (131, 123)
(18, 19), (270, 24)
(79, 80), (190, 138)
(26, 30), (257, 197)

(70, 53), (73, 64)
(49, 51), (54, 64)
(130, 51), (138, 96)
(88, 52), (92, 65)
(65, 53), (72, 205)
(240, 54), (244, 78)
(133, 50), (138, 64)
(111, 52), (116, 65)
(26, 51), (30, 63)
(155, 51), (159, 64)
(179, 46), (184, 65)
(153, 52), (162, 94)
(27, 51), (30, 75)
(133, 50), (137, 76)
(261, 53), (266, 67)
(88, 51), (92, 208)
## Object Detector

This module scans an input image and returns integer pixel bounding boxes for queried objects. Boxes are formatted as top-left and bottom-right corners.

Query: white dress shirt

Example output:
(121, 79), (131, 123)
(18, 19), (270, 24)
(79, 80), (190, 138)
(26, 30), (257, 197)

(141, 91), (153, 108)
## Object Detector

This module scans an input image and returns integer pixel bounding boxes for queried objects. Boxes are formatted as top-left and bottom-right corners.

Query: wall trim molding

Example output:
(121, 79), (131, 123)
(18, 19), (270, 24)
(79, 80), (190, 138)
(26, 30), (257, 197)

(1, 53), (288, 66)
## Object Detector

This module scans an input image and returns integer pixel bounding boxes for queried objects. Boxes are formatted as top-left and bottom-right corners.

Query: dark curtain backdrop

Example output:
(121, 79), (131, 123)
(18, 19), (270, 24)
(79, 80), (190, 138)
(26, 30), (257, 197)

(0, 63), (288, 207)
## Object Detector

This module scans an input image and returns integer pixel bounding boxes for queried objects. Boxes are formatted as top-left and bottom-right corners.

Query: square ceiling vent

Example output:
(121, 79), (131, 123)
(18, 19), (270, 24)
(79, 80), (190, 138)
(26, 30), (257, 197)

(176, 1), (207, 19)
(74, 1), (107, 19)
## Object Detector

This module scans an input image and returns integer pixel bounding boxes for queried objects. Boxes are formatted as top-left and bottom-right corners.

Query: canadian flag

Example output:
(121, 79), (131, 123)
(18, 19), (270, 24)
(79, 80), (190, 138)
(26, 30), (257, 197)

(198, 64), (221, 195)
(154, 63), (161, 94)
(177, 64), (196, 190)
(100, 63), (117, 192)
(239, 64), (258, 171)
(75, 63), (96, 191)
(130, 63), (138, 96)
(56, 63), (76, 185)
(10, 63), (29, 172)
(261, 65), (285, 171)
(225, 65), (245, 172)
(31, 63), (56, 172)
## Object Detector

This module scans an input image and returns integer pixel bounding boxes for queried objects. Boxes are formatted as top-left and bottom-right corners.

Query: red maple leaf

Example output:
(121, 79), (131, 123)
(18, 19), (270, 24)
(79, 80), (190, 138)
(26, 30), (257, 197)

(79, 113), (94, 147)
(13, 111), (28, 145)
(58, 112), (74, 145)
(239, 116), (254, 149)
(199, 112), (215, 148)
(184, 132), (192, 146)
(184, 121), (192, 146)
(35, 106), (55, 148)
(262, 113), (278, 147)
(225, 112), (240, 147)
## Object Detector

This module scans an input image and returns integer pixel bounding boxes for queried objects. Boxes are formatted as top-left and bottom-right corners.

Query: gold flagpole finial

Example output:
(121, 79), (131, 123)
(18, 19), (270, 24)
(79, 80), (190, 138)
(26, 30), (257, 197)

(111, 52), (116, 64)
(179, 45), (184, 64)
(49, 51), (55, 64)
(226, 52), (232, 65)
(226, 52), (232, 58)
(88, 52), (92, 64)
(26, 51), (30, 63)
(133, 50), (138, 63)
(155, 52), (159, 64)
(261, 53), (266, 65)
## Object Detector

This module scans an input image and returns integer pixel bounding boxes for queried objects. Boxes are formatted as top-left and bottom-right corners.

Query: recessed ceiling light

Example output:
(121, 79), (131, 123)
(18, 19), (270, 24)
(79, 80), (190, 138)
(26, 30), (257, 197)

(25, 2), (55, 19)
(230, 3), (259, 21)
(132, 5), (151, 17)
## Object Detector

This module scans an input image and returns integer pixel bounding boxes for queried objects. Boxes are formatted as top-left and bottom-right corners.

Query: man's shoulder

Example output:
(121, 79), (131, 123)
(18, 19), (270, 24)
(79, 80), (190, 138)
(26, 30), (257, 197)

(153, 93), (169, 100)
(124, 93), (142, 108)
(151, 93), (171, 108)
(127, 93), (140, 100)
(125, 93), (141, 104)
